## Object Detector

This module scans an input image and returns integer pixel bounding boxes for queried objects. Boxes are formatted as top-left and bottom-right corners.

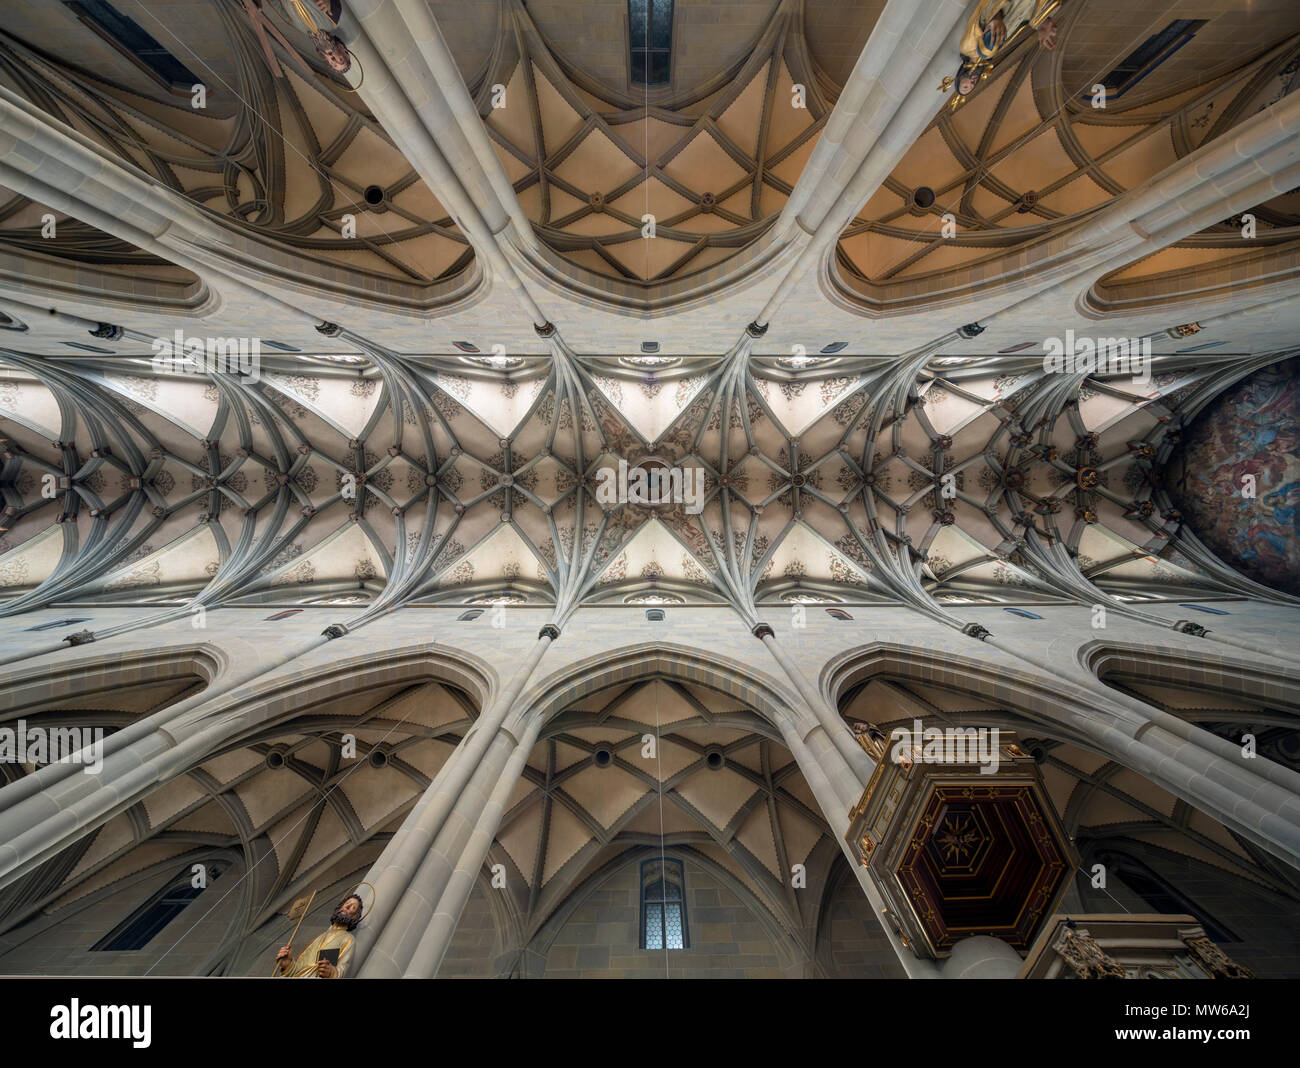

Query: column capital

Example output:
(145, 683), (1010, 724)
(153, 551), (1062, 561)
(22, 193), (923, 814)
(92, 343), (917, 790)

(1173, 619), (1209, 637)
(752, 622), (774, 640)
(322, 623), (349, 639)
(538, 623), (561, 641)
(961, 622), (991, 641)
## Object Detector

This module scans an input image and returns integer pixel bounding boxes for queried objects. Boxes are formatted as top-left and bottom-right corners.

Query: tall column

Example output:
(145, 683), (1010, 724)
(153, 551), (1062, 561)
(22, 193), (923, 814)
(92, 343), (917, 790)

(774, 711), (937, 979)
(754, 0), (970, 327)
(754, 623), (874, 789)
(341, 0), (550, 327)
(350, 626), (556, 974)
(0, 85), (395, 337)
(358, 727), (520, 977)
(944, 85), (1300, 337)
(974, 629), (1300, 867)
(1172, 621), (1300, 667)
(401, 711), (545, 977)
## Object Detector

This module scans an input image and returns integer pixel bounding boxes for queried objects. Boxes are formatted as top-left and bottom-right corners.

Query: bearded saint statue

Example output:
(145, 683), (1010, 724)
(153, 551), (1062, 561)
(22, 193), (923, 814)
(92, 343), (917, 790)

(274, 894), (362, 978)
(953, 1), (1063, 99)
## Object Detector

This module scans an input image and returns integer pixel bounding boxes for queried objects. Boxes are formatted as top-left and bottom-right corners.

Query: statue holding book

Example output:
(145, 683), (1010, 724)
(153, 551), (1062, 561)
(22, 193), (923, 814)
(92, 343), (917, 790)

(273, 893), (363, 978)
(943, 1), (1063, 109)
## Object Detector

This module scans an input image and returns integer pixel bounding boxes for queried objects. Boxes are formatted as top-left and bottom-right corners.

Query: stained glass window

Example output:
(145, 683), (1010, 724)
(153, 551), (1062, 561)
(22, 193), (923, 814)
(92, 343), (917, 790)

(629, 0), (673, 87)
(1096, 20), (1207, 100)
(65, 1), (200, 92)
(92, 863), (226, 951)
(641, 858), (688, 949)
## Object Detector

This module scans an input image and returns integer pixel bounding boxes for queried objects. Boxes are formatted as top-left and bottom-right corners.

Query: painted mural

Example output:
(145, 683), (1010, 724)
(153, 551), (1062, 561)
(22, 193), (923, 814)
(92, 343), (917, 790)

(1167, 357), (1300, 595)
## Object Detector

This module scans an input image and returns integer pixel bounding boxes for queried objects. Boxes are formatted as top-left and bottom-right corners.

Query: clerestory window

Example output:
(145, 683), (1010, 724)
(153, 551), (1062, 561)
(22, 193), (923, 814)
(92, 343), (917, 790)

(92, 862), (227, 951)
(65, 1), (200, 93)
(1096, 19), (1208, 100)
(641, 858), (688, 949)
(629, 0), (673, 87)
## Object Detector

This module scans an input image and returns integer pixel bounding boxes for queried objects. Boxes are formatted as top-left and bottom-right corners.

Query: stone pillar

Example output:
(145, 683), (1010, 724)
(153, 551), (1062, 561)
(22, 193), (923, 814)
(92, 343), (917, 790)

(980, 632), (1300, 867)
(755, 0), (971, 324)
(401, 711), (545, 977)
(358, 727), (520, 977)
(1174, 620), (1300, 667)
(342, 0), (549, 327)
(774, 713), (938, 979)
(940, 935), (1023, 979)
(756, 624), (874, 789)
(350, 627), (556, 975)
(966, 85), (1300, 333)
(0, 85), (337, 328)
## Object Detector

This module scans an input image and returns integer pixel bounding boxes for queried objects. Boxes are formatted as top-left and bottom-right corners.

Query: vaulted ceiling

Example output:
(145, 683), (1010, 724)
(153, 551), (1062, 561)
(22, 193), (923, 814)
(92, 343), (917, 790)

(490, 676), (836, 953)
(1, 0), (1299, 982)
(0, 4), (472, 288)
(1, 0), (1299, 620)
(0, 672), (473, 966)
(0, 0), (1297, 346)
(1, 349), (1290, 626)
(836, 1), (1300, 313)
(481, 1), (828, 283)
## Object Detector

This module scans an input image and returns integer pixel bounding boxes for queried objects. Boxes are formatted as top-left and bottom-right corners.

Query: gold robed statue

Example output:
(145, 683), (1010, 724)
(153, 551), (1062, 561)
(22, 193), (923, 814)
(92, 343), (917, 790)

(942, 1), (1063, 110)
(272, 889), (367, 978)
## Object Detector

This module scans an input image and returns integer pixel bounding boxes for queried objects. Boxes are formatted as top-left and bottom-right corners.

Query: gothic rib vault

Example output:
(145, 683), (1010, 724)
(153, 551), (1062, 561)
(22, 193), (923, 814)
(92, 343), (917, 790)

(0, 349), (1295, 630)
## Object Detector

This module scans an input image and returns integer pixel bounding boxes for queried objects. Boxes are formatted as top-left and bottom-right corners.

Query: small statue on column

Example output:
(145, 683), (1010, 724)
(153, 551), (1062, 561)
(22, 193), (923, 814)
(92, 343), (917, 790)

(943, 2), (1063, 108)
(273, 892), (365, 978)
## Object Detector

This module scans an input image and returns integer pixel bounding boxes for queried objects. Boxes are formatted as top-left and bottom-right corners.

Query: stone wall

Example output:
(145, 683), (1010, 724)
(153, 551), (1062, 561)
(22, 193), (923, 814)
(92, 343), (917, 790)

(436, 878), (500, 978)
(0, 857), (244, 976)
(1076, 845), (1300, 979)
(817, 860), (906, 978)
(540, 855), (788, 979)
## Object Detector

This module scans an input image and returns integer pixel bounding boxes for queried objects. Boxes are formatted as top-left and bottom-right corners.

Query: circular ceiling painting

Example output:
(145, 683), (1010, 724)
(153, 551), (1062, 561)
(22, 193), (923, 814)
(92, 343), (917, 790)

(1167, 356), (1300, 595)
